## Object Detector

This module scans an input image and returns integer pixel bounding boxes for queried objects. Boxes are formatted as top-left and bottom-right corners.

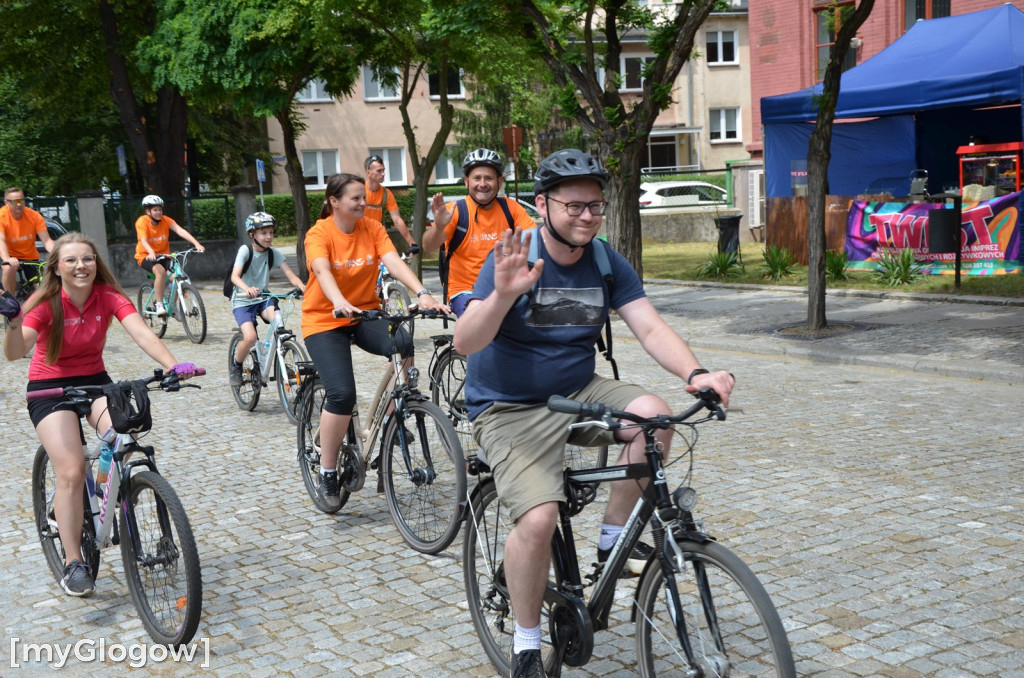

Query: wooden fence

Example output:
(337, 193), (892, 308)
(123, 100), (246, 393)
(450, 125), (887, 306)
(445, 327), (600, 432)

(766, 196), (854, 265)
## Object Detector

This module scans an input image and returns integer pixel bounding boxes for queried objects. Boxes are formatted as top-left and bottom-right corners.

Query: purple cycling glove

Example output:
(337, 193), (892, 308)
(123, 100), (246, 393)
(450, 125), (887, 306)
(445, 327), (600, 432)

(171, 362), (197, 377)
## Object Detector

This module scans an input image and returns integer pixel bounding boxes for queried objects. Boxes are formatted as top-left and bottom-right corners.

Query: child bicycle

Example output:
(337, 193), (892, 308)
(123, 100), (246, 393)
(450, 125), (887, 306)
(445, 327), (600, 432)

(295, 306), (467, 554)
(230, 287), (309, 424)
(137, 248), (207, 343)
(29, 368), (206, 647)
(376, 249), (416, 337)
(462, 389), (795, 677)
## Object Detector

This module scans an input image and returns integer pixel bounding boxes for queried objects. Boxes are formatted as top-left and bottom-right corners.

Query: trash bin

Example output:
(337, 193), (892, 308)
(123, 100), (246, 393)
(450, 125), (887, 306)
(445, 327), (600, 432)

(927, 207), (960, 254)
(715, 214), (742, 256)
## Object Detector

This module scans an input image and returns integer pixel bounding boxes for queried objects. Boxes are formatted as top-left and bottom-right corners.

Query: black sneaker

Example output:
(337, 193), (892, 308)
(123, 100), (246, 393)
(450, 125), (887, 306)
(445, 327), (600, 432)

(228, 361), (244, 387)
(61, 559), (95, 597)
(597, 540), (654, 577)
(317, 471), (342, 510)
(511, 648), (545, 678)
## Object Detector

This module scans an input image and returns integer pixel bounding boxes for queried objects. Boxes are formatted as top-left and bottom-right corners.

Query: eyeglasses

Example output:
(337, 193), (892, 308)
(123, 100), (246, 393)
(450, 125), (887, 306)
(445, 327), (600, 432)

(60, 256), (97, 267)
(545, 196), (608, 217)
(5, 198), (25, 206)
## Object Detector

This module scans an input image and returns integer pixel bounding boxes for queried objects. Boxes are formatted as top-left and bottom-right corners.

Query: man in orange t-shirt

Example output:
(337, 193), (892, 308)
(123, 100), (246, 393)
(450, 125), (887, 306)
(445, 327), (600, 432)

(422, 148), (534, 316)
(0, 187), (54, 293)
(133, 194), (205, 317)
(364, 155), (417, 254)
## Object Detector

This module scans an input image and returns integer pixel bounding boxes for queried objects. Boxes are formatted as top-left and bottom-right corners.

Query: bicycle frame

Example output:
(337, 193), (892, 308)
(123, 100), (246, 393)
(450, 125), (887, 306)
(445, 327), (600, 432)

(83, 434), (160, 556)
(250, 304), (298, 387)
(140, 250), (193, 315)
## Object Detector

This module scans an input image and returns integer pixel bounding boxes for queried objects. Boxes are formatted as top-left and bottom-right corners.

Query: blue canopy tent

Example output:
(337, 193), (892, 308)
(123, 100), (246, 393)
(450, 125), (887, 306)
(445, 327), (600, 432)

(761, 4), (1024, 199)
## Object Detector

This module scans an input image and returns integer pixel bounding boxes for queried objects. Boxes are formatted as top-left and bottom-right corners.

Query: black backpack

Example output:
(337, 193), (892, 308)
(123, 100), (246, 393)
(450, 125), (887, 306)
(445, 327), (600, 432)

(438, 197), (515, 303)
(223, 244), (277, 298)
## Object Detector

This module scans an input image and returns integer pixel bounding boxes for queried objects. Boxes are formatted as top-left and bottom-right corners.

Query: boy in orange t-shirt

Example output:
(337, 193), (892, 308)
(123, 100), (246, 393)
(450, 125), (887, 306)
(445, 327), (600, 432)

(0, 187), (54, 293)
(133, 194), (205, 317)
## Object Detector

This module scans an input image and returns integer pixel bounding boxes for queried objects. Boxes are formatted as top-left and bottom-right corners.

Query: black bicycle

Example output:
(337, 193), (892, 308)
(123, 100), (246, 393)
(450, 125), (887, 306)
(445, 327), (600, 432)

(462, 389), (795, 677)
(1, 259), (45, 302)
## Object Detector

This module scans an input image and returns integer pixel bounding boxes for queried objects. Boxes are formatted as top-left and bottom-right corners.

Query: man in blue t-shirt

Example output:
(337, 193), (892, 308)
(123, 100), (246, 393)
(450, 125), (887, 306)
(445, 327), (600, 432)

(228, 212), (306, 387)
(454, 149), (735, 678)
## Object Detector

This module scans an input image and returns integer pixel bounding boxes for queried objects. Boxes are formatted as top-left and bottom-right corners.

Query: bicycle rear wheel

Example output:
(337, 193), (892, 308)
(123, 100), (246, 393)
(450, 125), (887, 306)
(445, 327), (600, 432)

(296, 377), (350, 513)
(463, 479), (561, 675)
(384, 282), (414, 337)
(137, 283), (168, 338)
(31, 445), (101, 584)
(229, 333), (261, 411)
(429, 346), (473, 454)
(275, 338), (309, 424)
(635, 540), (795, 677)
(178, 282), (207, 343)
(120, 471), (202, 646)
(380, 400), (466, 554)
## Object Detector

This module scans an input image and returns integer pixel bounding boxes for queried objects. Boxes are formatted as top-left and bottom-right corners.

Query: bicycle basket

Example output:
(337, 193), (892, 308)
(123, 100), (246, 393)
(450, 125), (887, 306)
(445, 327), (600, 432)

(102, 381), (153, 434)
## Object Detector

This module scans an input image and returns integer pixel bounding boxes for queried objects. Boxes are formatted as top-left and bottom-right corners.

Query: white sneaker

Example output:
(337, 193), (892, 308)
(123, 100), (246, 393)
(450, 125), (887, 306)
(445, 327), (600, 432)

(154, 302), (167, 317)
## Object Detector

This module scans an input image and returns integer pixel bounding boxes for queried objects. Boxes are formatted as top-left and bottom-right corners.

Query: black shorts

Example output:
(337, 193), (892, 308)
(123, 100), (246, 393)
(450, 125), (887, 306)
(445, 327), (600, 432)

(27, 372), (112, 441)
(139, 256), (172, 273)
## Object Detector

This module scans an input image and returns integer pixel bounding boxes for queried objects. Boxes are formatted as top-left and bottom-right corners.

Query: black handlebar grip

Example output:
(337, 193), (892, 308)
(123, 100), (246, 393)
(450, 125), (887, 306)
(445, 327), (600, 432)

(547, 395), (582, 415)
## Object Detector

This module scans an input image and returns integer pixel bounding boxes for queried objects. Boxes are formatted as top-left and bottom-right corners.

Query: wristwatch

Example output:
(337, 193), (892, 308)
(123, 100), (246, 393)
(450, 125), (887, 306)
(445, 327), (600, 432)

(416, 290), (432, 298)
(687, 368), (709, 385)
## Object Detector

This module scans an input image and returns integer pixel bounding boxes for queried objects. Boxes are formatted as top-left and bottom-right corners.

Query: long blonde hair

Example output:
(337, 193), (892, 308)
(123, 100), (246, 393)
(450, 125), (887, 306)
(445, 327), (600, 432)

(22, 232), (129, 365)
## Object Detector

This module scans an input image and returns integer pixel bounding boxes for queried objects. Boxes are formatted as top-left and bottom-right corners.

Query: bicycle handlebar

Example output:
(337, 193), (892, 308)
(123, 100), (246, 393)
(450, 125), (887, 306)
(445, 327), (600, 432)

(548, 387), (726, 427)
(257, 288), (303, 301)
(27, 368), (207, 402)
(332, 306), (451, 322)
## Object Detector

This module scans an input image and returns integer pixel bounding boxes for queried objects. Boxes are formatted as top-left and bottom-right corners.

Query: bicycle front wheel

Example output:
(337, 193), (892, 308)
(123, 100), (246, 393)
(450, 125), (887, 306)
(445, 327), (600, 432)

(275, 338), (309, 424)
(635, 539), (795, 677)
(381, 400), (466, 554)
(178, 282), (207, 343)
(429, 346), (473, 454)
(384, 282), (414, 337)
(229, 333), (260, 411)
(296, 377), (350, 513)
(31, 445), (101, 584)
(120, 471), (202, 646)
(137, 283), (168, 338)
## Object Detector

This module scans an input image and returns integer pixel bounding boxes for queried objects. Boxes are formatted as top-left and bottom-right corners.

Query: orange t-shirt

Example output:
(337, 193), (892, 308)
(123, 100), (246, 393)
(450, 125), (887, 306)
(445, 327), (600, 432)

(443, 197), (534, 297)
(302, 216), (397, 337)
(133, 215), (179, 264)
(0, 205), (47, 260)
(363, 183), (398, 223)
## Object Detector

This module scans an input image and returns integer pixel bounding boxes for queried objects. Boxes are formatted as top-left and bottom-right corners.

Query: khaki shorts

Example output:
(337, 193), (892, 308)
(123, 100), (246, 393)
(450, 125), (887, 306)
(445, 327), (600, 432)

(472, 375), (648, 522)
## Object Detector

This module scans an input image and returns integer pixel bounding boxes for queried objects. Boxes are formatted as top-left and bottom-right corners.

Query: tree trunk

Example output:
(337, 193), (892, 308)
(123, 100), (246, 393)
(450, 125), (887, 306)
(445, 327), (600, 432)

(278, 108), (311, 281)
(155, 86), (188, 211)
(598, 137), (645, 276)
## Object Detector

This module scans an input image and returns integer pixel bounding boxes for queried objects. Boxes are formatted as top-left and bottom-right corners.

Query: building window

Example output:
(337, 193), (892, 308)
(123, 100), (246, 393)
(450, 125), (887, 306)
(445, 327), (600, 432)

(297, 79), (332, 103)
(433, 147), (460, 184)
(363, 66), (400, 101)
(709, 108), (740, 142)
(815, 2), (858, 81)
(429, 67), (465, 99)
(368, 147), (406, 184)
(904, 0), (950, 30)
(621, 55), (656, 92)
(706, 30), (738, 65)
(302, 150), (338, 189)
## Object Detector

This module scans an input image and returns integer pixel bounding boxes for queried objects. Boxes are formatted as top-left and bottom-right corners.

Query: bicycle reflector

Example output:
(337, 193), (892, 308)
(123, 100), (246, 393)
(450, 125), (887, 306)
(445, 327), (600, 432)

(673, 486), (697, 512)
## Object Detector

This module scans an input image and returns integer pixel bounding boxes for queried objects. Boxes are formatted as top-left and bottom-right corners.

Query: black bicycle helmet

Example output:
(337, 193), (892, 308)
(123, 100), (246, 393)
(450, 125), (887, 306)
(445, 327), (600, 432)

(533, 149), (609, 196)
(245, 211), (276, 232)
(462, 148), (504, 175)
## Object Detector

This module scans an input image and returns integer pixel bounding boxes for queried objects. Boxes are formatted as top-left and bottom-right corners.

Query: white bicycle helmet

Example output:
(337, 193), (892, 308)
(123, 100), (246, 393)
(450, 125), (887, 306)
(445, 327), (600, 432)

(462, 148), (504, 175)
(141, 194), (164, 207)
(245, 212), (276, 232)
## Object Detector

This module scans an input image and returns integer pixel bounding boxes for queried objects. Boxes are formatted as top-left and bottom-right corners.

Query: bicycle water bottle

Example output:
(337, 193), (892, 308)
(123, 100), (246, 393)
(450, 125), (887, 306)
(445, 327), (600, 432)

(95, 427), (116, 485)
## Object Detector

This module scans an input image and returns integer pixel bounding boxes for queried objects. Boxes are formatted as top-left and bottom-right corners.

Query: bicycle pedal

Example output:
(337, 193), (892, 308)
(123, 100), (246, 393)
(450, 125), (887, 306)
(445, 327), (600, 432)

(369, 454), (380, 470)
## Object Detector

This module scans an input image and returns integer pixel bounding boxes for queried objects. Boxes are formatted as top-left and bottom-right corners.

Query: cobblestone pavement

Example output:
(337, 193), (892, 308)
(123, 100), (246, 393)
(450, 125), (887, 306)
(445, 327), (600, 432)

(1, 277), (1022, 676)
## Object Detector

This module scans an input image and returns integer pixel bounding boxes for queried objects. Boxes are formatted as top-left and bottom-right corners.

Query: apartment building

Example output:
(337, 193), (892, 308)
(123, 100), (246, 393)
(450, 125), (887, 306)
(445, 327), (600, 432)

(265, 1), (751, 192)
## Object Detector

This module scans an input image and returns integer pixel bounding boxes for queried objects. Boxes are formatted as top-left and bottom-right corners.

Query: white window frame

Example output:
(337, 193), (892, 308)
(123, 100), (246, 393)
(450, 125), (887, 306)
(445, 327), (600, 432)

(368, 147), (407, 185)
(709, 108), (741, 143)
(302, 149), (339, 189)
(297, 79), (332, 103)
(363, 65), (400, 102)
(619, 55), (656, 92)
(428, 68), (466, 100)
(706, 30), (739, 66)
(433, 147), (460, 184)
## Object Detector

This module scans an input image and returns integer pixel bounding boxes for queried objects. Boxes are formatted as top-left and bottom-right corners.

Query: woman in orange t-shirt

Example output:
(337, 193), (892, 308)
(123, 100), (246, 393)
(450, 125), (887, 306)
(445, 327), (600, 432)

(301, 172), (448, 511)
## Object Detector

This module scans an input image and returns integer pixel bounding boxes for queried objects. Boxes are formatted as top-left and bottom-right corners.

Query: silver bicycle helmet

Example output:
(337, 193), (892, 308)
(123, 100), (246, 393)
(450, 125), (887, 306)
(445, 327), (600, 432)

(245, 212), (277, 232)
(141, 194), (164, 207)
(462, 148), (504, 175)
(533, 149), (609, 196)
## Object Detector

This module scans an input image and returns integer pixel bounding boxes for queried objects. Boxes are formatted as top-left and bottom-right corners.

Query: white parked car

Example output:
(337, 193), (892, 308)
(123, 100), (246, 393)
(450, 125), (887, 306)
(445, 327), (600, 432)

(639, 181), (727, 208)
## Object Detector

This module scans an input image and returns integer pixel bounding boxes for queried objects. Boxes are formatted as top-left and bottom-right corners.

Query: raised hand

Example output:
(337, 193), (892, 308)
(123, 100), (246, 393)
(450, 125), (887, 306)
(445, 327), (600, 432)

(494, 228), (544, 301)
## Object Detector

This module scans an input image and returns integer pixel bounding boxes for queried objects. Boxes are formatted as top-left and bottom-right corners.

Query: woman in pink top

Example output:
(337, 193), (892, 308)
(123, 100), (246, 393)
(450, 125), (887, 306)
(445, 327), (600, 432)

(1, 232), (196, 597)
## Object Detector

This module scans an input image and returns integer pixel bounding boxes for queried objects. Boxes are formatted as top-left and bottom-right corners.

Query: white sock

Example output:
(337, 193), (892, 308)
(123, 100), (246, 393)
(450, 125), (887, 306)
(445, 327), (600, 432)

(513, 622), (541, 654)
(322, 469), (336, 477)
(599, 523), (622, 551)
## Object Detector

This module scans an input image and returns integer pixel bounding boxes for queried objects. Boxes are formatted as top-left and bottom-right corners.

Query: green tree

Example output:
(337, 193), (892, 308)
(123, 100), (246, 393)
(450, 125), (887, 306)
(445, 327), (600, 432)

(806, 0), (875, 330)
(513, 0), (719, 275)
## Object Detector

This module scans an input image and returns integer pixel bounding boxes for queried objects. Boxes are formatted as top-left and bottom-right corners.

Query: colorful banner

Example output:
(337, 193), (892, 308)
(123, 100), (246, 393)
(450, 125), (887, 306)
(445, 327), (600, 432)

(845, 191), (1023, 274)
